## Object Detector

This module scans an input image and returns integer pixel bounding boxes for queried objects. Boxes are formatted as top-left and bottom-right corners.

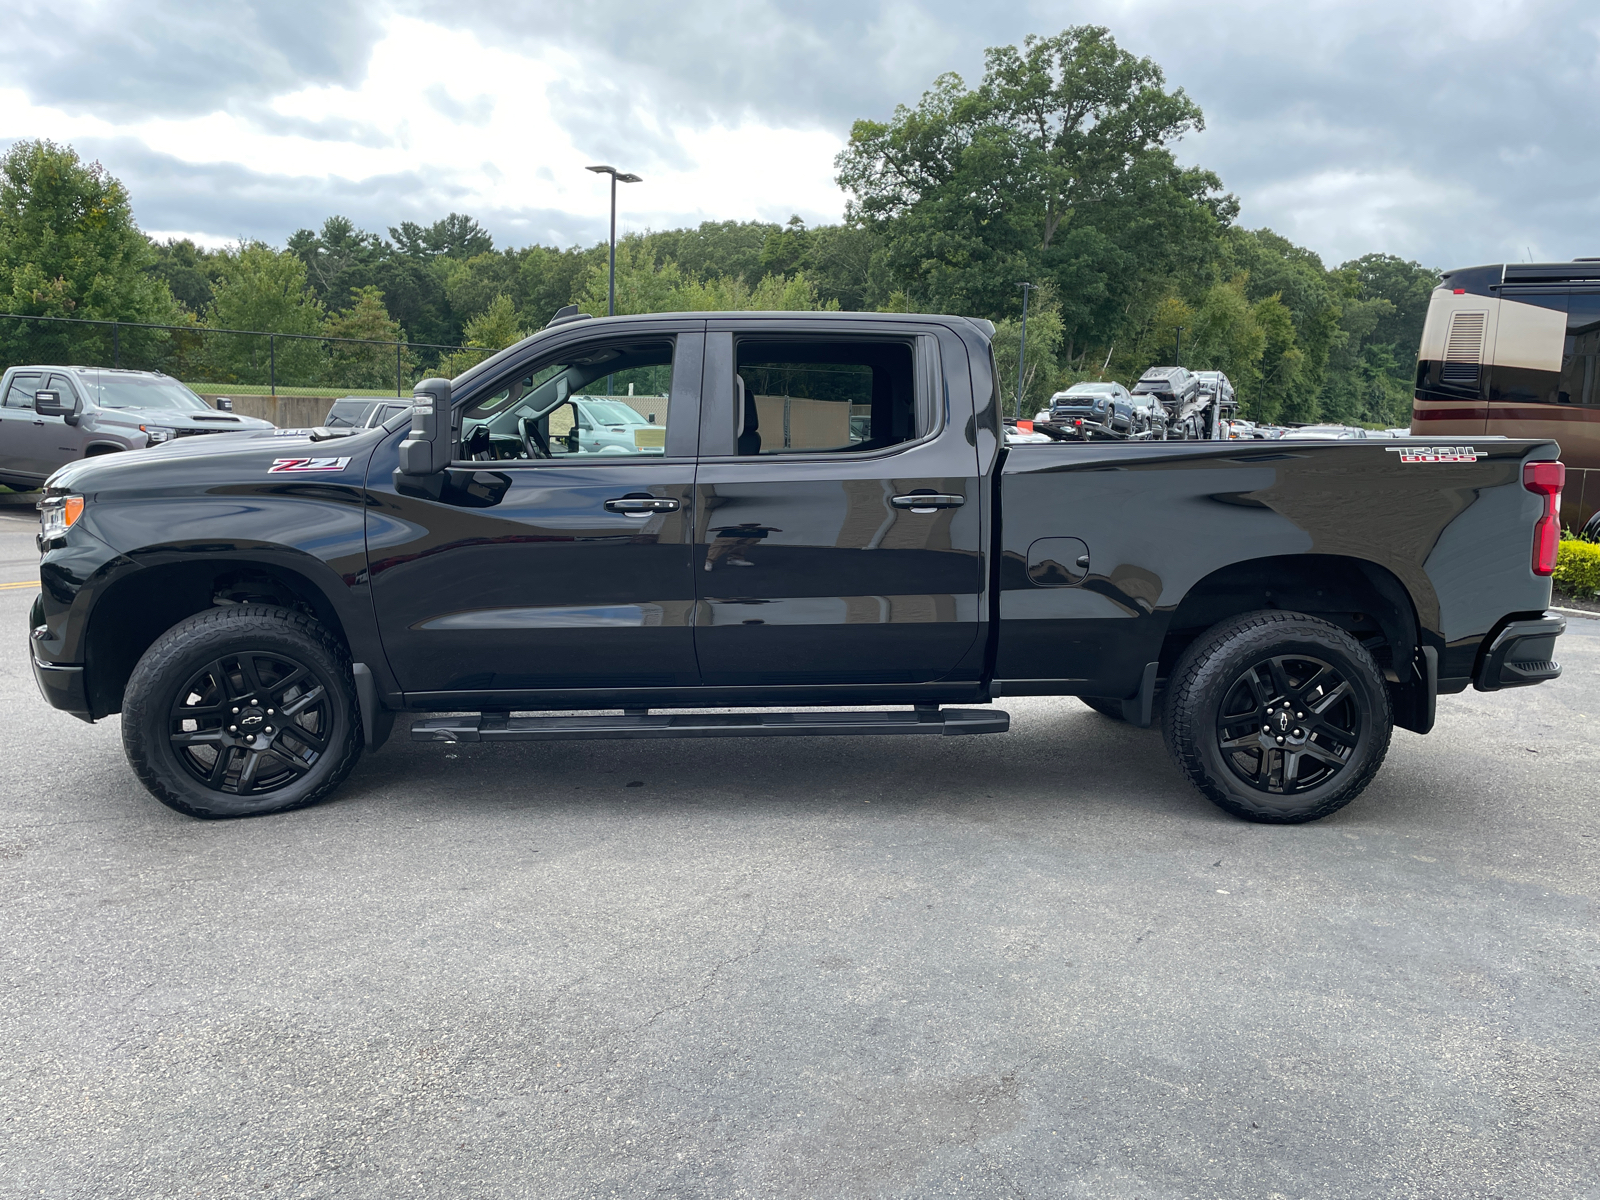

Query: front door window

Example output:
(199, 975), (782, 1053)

(459, 342), (675, 462)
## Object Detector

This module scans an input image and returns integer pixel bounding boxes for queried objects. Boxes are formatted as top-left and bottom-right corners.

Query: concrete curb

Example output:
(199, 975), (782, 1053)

(1551, 605), (1600, 621)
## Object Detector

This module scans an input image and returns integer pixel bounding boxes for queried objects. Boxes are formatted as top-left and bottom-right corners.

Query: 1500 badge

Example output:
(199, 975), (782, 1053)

(1386, 445), (1479, 463)
(269, 456), (352, 473)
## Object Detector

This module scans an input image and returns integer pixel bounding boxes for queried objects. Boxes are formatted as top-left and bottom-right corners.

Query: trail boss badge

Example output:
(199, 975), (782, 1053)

(1386, 445), (1479, 463)
(269, 457), (352, 473)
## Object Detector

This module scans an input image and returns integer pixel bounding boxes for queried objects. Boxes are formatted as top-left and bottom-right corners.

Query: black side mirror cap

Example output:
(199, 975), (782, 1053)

(35, 390), (82, 425)
(397, 378), (453, 475)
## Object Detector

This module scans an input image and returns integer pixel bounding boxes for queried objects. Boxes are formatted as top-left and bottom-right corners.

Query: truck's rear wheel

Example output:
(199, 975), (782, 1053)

(1162, 611), (1392, 823)
(122, 605), (362, 819)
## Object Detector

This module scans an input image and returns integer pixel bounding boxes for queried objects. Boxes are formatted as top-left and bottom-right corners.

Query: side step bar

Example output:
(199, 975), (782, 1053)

(411, 707), (1010, 744)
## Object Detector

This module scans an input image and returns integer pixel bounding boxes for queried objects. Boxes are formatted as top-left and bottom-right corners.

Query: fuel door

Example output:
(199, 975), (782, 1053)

(1026, 537), (1089, 587)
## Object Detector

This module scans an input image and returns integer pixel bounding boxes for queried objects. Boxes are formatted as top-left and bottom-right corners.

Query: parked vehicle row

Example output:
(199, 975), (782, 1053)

(0, 366), (273, 489)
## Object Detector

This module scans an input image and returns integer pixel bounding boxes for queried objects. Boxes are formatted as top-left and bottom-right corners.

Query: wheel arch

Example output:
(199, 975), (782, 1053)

(83, 442), (127, 457)
(81, 552), (367, 720)
(1159, 553), (1430, 732)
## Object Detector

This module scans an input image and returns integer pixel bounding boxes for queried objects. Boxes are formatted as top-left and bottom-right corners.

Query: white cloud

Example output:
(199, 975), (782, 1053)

(0, 15), (848, 245)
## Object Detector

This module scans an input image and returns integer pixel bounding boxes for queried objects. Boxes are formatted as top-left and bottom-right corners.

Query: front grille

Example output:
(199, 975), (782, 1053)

(174, 427), (226, 438)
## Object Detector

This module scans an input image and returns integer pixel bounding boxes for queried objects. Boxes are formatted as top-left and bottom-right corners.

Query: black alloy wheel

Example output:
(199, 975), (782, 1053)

(123, 605), (362, 818)
(1214, 654), (1359, 794)
(1163, 610), (1392, 823)
(169, 651), (332, 795)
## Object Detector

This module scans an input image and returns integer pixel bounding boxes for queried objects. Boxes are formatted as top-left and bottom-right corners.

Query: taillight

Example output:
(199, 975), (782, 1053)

(1523, 461), (1565, 576)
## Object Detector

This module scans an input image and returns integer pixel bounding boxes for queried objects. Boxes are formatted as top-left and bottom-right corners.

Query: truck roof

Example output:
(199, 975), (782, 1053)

(451, 310), (996, 392)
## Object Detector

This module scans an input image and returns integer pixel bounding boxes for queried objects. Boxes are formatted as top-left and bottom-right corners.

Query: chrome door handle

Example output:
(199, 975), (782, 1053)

(891, 493), (965, 512)
(604, 496), (680, 515)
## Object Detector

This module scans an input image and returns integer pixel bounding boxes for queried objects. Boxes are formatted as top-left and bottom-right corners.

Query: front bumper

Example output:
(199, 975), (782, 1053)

(1473, 613), (1566, 691)
(32, 657), (92, 721)
(29, 591), (93, 721)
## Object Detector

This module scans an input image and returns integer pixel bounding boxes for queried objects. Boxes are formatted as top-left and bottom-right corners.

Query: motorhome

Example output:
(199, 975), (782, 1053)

(1414, 260), (1600, 531)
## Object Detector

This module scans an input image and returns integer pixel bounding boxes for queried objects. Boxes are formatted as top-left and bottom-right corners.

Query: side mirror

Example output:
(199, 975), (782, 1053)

(397, 378), (454, 476)
(35, 390), (82, 425)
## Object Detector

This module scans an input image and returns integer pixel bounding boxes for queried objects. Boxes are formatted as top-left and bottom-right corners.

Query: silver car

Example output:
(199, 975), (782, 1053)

(1278, 424), (1370, 441)
(0, 366), (273, 490)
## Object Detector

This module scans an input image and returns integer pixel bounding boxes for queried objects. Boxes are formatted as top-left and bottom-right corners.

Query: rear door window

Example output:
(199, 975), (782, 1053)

(730, 339), (920, 455)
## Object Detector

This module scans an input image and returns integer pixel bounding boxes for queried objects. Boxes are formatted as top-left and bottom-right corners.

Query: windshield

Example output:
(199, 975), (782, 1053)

(579, 400), (648, 425)
(81, 374), (211, 412)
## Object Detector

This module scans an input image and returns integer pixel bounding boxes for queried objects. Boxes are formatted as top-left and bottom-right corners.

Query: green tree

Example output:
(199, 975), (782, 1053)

(323, 286), (412, 391)
(571, 237), (839, 316)
(992, 297), (1065, 417)
(287, 215), (386, 307)
(443, 250), (520, 325)
(202, 242), (326, 387)
(0, 139), (180, 368)
(390, 213), (494, 260)
(438, 292), (525, 376)
(641, 220), (777, 287)
(147, 237), (226, 314)
(835, 26), (1234, 340)
(1251, 294), (1305, 423)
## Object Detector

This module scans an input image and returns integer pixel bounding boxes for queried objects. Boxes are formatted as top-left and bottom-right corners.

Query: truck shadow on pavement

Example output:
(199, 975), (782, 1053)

(326, 700), (1407, 829)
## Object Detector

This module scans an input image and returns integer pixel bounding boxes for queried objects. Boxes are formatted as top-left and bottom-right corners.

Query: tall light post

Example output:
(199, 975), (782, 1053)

(586, 164), (642, 317)
(1016, 282), (1035, 419)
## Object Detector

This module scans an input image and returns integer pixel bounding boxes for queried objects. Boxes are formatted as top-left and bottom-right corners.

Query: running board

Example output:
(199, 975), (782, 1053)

(411, 707), (1010, 744)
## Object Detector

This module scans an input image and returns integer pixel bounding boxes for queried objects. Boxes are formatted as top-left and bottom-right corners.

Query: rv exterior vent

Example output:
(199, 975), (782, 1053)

(1441, 311), (1487, 386)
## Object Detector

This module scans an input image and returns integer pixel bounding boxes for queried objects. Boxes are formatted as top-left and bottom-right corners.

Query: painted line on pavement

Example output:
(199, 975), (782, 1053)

(0, 580), (40, 590)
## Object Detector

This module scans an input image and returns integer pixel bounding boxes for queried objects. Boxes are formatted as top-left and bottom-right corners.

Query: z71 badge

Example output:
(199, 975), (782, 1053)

(1386, 445), (1479, 463)
(269, 457), (352, 473)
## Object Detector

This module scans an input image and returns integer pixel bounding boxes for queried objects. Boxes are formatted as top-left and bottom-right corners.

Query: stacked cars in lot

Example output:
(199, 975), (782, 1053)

(0, 366), (273, 490)
(1045, 381), (1166, 438)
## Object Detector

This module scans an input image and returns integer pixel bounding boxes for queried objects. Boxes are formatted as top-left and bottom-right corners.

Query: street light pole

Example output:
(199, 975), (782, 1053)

(586, 164), (643, 317)
(1016, 282), (1035, 419)
(1174, 326), (1184, 368)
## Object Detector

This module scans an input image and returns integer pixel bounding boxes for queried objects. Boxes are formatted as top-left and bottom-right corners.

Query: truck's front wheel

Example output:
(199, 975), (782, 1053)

(1162, 611), (1392, 823)
(122, 605), (363, 819)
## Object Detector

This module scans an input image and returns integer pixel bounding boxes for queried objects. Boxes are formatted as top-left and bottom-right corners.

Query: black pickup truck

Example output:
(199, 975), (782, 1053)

(29, 310), (1568, 824)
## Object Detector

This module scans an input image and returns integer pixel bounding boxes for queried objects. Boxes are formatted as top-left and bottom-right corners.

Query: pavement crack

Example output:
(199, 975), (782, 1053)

(638, 924), (769, 1032)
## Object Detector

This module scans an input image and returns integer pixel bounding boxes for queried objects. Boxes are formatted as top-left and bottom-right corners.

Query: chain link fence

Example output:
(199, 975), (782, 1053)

(0, 312), (497, 425)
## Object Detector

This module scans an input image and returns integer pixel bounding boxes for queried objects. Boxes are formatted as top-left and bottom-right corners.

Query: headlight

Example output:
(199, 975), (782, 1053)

(39, 494), (84, 541)
(141, 425), (175, 444)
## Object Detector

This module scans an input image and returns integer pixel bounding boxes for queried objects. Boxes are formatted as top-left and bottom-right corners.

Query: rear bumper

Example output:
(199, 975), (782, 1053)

(1473, 613), (1566, 691)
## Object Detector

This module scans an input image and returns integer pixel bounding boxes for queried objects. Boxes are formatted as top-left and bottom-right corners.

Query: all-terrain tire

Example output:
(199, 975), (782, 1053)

(122, 605), (362, 819)
(1162, 610), (1392, 823)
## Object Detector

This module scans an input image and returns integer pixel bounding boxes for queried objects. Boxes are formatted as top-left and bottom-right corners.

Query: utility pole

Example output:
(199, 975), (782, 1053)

(586, 165), (643, 317)
(1016, 282), (1035, 419)
(1174, 326), (1184, 368)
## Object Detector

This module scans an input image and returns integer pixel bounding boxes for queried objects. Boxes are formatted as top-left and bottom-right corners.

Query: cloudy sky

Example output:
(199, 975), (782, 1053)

(2, 0), (1596, 270)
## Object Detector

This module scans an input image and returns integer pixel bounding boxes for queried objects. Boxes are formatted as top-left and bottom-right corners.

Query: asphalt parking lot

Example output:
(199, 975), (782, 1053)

(1, 498), (1596, 1200)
